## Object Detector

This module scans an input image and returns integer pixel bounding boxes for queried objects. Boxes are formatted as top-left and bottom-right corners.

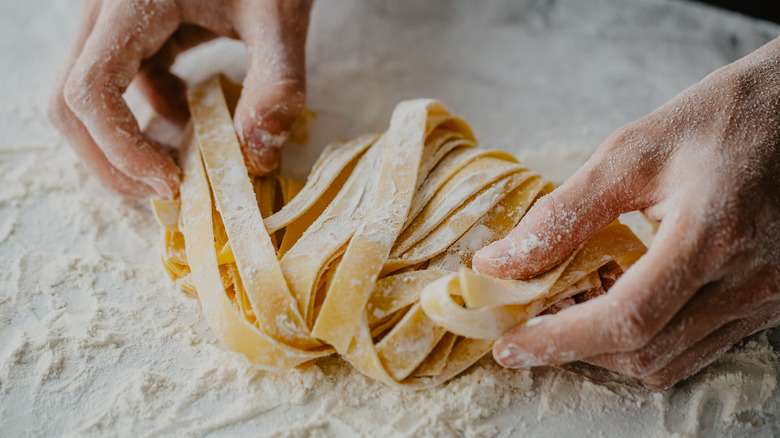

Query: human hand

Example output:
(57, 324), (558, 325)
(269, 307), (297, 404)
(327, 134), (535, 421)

(49, 0), (312, 198)
(472, 38), (780, 389)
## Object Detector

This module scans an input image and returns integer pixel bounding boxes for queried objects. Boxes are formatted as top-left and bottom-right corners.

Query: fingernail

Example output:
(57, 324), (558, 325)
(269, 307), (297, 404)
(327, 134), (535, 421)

(243, 129), (287, 175)
(143, 177), (173, 200)
(474, 238), (514, 262)
(242, 146), (279, 175)
(524, 315), (551, 327)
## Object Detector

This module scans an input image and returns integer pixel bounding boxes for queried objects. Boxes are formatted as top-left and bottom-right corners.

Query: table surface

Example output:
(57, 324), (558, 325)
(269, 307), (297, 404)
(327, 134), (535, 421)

(2, 0), (780, 436)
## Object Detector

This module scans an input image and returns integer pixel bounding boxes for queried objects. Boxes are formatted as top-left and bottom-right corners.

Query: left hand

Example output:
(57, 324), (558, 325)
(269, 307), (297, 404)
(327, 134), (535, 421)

(48, 0), (313, 199)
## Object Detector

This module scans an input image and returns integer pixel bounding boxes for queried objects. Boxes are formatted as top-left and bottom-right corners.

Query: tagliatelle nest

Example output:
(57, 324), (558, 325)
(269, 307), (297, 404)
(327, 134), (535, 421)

(152, 76), (647, 389)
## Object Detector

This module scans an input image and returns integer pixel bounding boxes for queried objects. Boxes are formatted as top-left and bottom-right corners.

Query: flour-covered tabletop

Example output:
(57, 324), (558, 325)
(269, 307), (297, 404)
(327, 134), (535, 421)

(2, 0), (779, 436)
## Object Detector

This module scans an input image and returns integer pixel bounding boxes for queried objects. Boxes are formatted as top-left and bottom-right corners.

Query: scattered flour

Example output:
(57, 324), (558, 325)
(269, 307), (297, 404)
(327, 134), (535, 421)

(2, 77), (778, 438)
(3, 0), (780, 436)
(518, 233), (543, 255)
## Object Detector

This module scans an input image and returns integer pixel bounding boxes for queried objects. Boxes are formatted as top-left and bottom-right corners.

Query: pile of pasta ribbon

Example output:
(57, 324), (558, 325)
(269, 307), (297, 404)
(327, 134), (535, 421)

(152, 76), (647, 389)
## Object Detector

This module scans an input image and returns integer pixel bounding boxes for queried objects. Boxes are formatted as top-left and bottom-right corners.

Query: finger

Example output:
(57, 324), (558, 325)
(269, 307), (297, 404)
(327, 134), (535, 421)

(641, 303), (780, 390)
(231, 0), (312, 175)
(50, 0), (102, 130)
(492, 207), (709, 369)
(134, 25), (218, 127)
(64, 0), (182, 199)
(584, 266), (777, 379)
(49, 0), (152, 197)
(473, 126), (659, 279)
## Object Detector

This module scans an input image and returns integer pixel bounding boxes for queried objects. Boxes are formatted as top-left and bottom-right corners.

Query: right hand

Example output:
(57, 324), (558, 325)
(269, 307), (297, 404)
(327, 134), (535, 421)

(473, 37), (780, 388)
(49, 0), (313, 199)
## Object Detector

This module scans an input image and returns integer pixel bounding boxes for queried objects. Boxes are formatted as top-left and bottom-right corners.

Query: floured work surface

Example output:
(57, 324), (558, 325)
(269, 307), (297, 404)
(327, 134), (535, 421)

(153, 76), (646, 388)
(4, 0), (780, 434)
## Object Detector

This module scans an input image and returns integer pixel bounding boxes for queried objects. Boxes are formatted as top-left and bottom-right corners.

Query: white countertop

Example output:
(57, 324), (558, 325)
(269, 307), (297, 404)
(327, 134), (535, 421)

(2, 0), (780, 436)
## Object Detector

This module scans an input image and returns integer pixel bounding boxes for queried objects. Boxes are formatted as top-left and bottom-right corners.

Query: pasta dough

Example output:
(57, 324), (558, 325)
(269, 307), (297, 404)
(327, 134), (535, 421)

(153, 76), (647, 388)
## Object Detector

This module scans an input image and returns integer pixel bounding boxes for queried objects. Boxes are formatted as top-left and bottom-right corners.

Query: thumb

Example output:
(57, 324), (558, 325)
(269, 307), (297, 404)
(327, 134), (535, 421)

(233, 0), (312, 175)
(473, 140), (640, 279)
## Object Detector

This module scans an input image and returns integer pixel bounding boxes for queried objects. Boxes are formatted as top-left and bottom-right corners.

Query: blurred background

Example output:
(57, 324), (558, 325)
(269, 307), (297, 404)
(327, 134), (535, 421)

(699, 0), (780, 24)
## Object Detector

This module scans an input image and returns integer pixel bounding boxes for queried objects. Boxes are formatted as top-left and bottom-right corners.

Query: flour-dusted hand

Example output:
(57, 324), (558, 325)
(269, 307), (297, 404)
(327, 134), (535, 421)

(473, 38), (780, 388)
(48, 0), (313, 198)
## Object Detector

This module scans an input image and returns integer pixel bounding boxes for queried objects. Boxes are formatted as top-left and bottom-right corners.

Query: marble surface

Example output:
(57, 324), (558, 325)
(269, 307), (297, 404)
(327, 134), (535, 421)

(2, 0), (780, 436)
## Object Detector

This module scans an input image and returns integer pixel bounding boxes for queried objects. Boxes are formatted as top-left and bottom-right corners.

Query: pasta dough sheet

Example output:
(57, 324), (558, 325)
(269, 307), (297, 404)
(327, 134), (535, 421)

(152, 76), (647, 389)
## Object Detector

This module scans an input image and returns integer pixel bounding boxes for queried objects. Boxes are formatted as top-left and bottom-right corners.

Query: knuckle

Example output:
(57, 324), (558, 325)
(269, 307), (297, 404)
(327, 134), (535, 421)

(603, 124), (645, 154)
(63, 62), (120, 117)
(720, 64), (760, 102)
(596, 123), (660, 202)
(63, 71), (93, 115)
(47, 87), (68, 130)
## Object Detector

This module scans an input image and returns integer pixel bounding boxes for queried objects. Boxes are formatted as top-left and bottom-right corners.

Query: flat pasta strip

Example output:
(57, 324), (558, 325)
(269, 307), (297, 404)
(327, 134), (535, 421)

(174, 123), (330, 368)
(311, 101), (448, 353)
(152, 75), (647, 389)
(420, 223), (647, 340)
(189, 76), (317, 350)
(264, 134), (377, 233)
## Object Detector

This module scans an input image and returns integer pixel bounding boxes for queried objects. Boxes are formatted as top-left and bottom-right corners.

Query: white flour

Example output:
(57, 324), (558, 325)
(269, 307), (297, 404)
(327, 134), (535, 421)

(2, 69), (778, 438)
(2, 0), (780, 436)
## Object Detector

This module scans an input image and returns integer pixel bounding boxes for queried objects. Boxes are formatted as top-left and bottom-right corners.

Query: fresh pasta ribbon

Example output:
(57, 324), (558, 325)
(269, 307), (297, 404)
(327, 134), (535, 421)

(152, 75), (647, 388)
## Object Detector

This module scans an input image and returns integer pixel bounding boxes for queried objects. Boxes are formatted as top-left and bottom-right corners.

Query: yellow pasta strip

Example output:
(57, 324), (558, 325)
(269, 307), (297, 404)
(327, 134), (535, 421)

(393, 158), (527, 256)
(367, 270), (450, 325)
(265, 134), (377, 233)
(151, 199), (180, 232)
(428, 175), (551, 271)
(412, 332), (459, 377)
(177, 122), (330, 367)
(390, 171), (538, 269)
(406, 148), (518, 228)
(312, 100), (451, 353)
(288, 108), (318, 145)
(376, 302), (447, 381)
(281, 145), (384, 318)
(188, 76), (317, 350)
(420, 223), (647, 339)
(216, 241), (234, 265)
(153, 77), (647, 389)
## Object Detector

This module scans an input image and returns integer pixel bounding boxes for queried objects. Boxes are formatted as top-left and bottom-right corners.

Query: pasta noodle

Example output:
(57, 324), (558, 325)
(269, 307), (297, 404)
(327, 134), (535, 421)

(152, 76), (647, 388)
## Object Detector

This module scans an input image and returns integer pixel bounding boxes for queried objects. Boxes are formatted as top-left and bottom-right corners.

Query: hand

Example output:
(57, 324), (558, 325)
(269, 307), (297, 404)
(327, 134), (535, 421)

(473, 38), (780, 389)
(49, 0), (313, 198)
